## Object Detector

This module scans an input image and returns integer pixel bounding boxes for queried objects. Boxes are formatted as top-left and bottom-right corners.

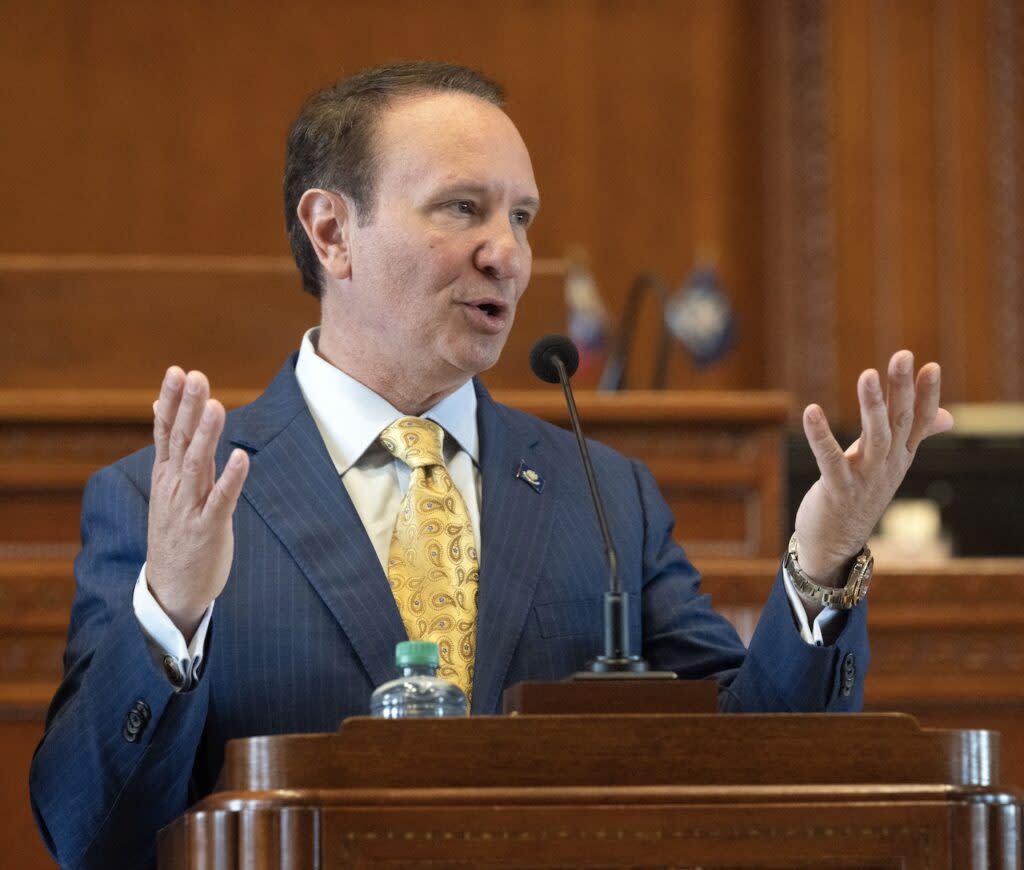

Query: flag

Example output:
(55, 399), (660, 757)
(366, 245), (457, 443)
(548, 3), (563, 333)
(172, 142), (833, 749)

(565, 260), (610, 375)
(664, 267), (736, 367)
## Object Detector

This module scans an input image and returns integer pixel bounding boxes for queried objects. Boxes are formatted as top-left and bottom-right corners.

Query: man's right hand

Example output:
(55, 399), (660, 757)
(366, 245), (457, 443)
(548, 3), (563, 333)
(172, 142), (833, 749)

(146, 367), (250, 641)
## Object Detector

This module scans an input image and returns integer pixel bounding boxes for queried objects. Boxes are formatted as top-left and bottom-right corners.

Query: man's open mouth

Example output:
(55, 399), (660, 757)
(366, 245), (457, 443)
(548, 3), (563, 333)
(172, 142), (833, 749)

(465, 299), (506, 318)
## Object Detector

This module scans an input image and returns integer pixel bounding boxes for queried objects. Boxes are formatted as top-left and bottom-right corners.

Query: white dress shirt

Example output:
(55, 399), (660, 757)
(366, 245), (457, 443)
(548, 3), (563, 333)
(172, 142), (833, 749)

(292, 328), (481, 572)
(133, 327), (839, 689)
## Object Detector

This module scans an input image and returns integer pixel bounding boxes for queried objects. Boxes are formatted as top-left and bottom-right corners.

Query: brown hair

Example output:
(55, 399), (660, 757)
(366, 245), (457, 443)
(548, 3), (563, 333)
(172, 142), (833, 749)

(283, 61), (505, 298)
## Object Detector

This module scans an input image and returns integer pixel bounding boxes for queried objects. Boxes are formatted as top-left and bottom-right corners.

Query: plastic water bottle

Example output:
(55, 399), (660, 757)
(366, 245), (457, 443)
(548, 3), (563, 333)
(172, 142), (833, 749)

(370, 640), (468, 718)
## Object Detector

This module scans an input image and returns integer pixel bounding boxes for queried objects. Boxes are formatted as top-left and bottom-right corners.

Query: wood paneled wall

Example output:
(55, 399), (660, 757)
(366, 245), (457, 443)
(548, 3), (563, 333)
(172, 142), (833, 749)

(763, 0), (1024, 421)
(3, 1), (1019, 423)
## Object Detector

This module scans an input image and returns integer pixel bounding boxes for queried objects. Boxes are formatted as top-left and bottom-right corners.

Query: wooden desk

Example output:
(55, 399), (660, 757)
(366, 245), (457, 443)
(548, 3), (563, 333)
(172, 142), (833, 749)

(0, 387), (788, 564)
(159, 714), (1023, 869)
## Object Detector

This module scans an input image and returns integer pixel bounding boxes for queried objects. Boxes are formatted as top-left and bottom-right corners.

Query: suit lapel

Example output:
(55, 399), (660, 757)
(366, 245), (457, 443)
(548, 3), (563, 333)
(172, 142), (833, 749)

(471, 382), (558, 714)
(229, 358), (407, 691)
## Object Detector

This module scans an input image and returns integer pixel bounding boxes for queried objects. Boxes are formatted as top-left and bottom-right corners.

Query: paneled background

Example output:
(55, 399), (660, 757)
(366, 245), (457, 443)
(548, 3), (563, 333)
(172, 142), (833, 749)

(2, 2), (1023, 868)
(3, 0), (1021, 422)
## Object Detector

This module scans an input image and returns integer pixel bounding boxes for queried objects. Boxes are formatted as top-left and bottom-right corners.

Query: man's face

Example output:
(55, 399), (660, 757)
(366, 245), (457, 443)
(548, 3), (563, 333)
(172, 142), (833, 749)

(340, 91), (539, 392)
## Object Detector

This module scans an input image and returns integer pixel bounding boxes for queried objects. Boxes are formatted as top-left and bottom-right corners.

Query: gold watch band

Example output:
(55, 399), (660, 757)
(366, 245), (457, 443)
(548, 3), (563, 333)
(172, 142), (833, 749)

(784, 532), (874, 610)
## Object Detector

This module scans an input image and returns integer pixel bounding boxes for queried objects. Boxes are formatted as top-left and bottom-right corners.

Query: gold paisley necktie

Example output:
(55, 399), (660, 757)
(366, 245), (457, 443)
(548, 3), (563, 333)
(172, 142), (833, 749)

(380, 417), (479, 701)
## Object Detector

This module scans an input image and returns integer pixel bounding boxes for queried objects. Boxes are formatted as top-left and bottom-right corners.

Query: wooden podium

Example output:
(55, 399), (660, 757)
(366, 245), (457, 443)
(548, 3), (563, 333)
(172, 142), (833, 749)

(158, 713), (1022, 869)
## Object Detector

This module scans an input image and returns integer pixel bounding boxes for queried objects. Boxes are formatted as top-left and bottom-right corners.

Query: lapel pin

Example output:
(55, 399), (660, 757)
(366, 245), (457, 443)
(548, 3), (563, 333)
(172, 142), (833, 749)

(515, 460), (544, 493)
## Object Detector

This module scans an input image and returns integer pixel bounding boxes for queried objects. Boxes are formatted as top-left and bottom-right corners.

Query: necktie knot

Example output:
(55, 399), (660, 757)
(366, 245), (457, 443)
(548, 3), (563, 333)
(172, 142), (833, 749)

(380, 417), (445, 470)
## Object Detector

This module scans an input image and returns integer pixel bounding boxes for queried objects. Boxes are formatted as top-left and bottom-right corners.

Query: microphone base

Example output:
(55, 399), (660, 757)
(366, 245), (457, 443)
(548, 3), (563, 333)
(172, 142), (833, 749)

(573, 657), (678, 679)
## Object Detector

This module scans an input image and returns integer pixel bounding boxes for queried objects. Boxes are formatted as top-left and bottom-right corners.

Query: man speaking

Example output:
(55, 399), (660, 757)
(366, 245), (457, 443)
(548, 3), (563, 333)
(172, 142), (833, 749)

(30, 61), (952, 870)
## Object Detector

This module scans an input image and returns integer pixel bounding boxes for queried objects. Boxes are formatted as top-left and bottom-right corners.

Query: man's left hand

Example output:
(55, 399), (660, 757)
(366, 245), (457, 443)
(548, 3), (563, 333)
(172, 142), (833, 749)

(794, 350), (954, 587)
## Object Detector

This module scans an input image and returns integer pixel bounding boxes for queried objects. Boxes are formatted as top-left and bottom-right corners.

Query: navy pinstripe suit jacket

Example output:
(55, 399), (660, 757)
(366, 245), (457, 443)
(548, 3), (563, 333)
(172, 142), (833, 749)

(30, 355), (868, 869)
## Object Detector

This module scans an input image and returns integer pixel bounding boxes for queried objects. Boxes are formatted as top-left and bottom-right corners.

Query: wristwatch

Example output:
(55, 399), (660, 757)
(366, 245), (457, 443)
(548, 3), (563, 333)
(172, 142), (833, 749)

(784, 532), (874, 610)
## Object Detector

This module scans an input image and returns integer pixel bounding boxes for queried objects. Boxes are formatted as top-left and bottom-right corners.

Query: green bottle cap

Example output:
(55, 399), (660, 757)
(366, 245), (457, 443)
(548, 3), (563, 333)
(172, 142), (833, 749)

(395, 640), (439, 668)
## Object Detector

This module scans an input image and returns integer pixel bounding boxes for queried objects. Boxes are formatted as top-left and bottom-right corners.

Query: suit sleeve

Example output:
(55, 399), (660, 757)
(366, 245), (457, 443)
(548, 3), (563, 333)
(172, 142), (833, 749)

(632, 460), (868, 712)
(29, 462), (212, 870)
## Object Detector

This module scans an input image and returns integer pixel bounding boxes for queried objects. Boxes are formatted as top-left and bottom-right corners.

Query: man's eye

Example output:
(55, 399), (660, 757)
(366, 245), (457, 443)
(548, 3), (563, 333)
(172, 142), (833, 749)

(449, 200), (477, 215)
(511, 209), (533, 228)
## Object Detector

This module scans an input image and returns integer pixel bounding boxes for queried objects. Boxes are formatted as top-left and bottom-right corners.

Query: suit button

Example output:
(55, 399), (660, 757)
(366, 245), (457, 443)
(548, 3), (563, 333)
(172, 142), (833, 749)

(841, 652), (856, 697)
(163, 655), (186, 689)
(122, 700), (151, 743)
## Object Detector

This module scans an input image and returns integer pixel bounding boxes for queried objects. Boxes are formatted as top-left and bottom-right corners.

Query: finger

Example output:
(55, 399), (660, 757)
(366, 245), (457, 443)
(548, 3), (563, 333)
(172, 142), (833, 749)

(905, 362), (945, 452)
(858, 368), (891, 467)
(153, 367), (185, 464)
(910, 406), (954, 447)
(802, 404), (854, 489)
(180, 399), (225, 506)
(930, 407), (955, 435)
(886, 350), (915, 451)
(169, 371), (210, 468)
(203, 448), (250, 523)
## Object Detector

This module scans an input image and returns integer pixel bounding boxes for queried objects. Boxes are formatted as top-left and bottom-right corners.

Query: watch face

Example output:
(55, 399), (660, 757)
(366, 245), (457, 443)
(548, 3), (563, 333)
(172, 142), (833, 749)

(849, 553), (873, 604)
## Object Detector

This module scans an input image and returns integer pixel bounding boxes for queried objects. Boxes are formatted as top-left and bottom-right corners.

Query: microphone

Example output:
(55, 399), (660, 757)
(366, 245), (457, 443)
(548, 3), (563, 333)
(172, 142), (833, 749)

(529, 334), (580, 383)
(530, 335), (671, 677)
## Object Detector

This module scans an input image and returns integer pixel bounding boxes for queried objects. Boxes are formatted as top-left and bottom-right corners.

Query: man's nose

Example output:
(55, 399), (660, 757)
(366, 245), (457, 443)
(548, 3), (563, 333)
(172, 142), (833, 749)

(474, 217), (527, 280)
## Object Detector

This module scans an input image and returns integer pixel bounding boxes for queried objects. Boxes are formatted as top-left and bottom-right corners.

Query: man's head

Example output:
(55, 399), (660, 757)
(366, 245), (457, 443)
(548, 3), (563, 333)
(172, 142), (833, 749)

(286, 62), (539, 413)
(284, 62), (506, 299)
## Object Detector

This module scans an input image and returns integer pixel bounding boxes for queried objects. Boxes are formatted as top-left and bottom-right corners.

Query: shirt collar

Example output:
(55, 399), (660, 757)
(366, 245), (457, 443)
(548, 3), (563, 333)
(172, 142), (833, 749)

(294, 327), (479, 475)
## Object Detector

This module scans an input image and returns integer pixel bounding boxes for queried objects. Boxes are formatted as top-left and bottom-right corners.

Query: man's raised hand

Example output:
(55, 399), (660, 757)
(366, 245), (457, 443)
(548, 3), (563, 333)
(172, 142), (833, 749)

(146, 367), (249, 640)
(794, 350), (954, 589)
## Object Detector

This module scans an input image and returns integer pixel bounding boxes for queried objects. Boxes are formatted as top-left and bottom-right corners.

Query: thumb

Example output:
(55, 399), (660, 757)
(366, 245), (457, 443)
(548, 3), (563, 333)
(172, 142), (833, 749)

(803, 404), (853, 489)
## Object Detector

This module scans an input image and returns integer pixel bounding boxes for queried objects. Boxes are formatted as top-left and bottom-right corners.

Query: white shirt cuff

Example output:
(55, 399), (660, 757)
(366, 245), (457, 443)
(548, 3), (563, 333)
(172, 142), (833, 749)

(133, 564), (213, 690)
(782, 565), (844, 646)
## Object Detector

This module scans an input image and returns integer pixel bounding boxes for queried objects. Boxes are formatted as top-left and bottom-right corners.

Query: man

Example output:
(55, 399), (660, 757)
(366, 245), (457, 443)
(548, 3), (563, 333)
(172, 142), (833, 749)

(30, 62), (952, 870)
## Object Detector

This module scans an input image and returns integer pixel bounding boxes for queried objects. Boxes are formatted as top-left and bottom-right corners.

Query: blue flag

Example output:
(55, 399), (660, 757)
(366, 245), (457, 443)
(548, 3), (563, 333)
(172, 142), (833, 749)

(664, 267), (736, 367)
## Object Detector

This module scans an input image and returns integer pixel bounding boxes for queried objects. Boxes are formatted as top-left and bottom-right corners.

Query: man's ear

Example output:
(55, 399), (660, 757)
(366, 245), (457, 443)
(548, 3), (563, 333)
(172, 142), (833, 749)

(296, 189), (353, 280)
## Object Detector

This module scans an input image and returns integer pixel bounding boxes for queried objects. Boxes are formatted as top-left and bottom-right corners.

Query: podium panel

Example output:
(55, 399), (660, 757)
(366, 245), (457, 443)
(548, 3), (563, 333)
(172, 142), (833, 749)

(158, 714), (1023, 869)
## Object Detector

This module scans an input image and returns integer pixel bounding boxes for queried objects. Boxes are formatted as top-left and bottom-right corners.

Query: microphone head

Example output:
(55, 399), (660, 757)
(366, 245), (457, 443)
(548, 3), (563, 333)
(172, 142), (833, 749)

(530, 335), (580, 383)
